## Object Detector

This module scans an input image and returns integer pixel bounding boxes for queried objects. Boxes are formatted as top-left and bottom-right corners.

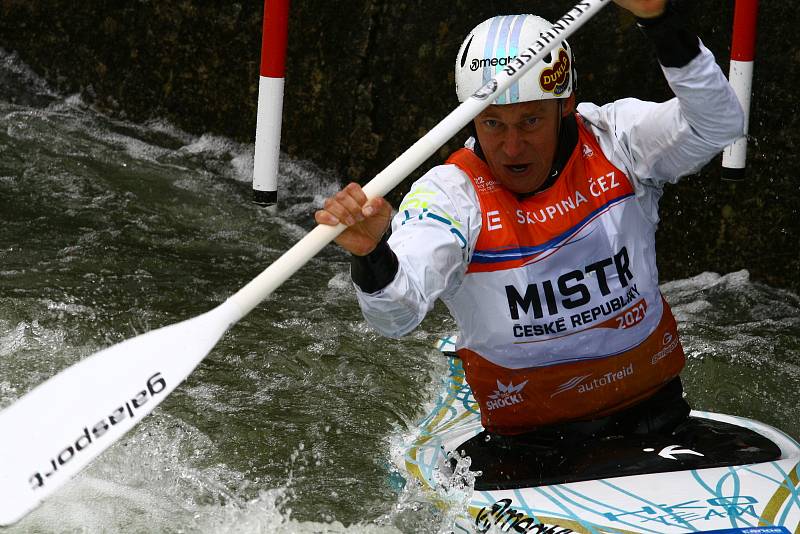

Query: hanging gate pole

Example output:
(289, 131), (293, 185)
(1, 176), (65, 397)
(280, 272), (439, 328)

(253, 0), (290, 206)
(722, 0), (759, 181)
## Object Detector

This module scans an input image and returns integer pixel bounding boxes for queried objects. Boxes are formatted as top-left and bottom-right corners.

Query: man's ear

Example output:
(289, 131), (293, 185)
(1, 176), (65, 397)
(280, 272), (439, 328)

(562, 94), (577, 117)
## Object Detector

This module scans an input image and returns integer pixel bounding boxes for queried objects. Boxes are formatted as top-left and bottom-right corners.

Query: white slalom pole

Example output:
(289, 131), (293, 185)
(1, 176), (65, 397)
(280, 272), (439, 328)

(0, 0), (611, 525)
(253, 0), (289, 206)
(722, 0), (758, 181)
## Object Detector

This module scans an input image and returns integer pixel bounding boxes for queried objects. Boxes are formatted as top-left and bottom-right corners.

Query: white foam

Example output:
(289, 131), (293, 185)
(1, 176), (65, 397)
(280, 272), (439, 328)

(191, 487), (405, 534)
(0, 48), (57, 98)
(0, 321), (28, 357)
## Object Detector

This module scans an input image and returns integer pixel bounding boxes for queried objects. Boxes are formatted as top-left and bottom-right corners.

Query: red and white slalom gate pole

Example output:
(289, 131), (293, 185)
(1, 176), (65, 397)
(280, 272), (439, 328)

(722, 0), (759, 181)
(253, 0), (290, 206)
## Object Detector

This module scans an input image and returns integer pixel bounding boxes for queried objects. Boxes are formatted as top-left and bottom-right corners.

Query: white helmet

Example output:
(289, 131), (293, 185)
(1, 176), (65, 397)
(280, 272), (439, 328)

(455, 14), (575, 104)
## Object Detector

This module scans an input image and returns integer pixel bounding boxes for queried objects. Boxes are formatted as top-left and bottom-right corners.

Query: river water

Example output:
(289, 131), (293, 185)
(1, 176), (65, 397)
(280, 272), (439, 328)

(1, 49), (799, 533)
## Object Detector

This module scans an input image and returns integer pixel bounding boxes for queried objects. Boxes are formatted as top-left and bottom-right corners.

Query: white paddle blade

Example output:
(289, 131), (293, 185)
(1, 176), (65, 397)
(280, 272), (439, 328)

(0, 300), (240, 526)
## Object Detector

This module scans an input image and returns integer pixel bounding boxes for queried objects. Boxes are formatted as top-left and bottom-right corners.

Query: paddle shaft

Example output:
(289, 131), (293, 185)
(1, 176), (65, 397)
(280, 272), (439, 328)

(229, 0), (612, 318)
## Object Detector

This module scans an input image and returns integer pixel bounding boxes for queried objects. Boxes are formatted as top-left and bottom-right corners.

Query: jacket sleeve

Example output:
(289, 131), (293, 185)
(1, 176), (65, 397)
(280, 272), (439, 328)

(352, 164), (481, 338)
(577, 41), (745, 189)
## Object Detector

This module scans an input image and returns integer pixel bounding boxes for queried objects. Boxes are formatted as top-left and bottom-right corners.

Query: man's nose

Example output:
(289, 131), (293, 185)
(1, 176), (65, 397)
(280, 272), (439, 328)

(502, 127), (524, 159)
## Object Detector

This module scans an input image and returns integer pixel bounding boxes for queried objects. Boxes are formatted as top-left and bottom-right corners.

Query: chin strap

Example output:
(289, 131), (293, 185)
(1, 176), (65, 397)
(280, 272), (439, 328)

(551, 100), (564, 179)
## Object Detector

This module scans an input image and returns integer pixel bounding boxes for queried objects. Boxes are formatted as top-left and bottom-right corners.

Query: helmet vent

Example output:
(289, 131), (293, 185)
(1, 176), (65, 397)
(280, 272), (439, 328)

(460, 35), (474, 68)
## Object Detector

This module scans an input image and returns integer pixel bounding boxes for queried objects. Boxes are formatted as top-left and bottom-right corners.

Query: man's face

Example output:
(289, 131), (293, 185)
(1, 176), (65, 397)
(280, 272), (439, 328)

(474, 97), (575, 194)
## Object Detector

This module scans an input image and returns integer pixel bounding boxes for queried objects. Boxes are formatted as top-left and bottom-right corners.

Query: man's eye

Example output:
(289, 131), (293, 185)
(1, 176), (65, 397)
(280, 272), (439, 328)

(483, 119), (499, 128)
(523, 117), (539, 127)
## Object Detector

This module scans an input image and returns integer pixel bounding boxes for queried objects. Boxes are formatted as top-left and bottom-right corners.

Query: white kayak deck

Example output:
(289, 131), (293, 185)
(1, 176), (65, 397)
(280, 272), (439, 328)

(399, 339), (800, 534)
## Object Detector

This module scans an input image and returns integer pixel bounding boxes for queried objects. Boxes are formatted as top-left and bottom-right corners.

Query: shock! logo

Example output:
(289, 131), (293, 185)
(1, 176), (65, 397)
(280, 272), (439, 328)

(486, 379), (528, 411)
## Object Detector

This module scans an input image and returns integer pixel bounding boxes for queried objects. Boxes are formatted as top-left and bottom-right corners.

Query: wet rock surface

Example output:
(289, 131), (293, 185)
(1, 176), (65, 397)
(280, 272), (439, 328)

(1, 0), (797, 291)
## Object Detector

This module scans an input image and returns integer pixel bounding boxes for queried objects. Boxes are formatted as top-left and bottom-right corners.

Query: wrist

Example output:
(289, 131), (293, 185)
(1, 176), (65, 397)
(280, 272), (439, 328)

(350, 232), (399, 293)
(636, 0), (700, 69)
(635, 0), (672, 25)
(631, 1), (667, 19)
(635, 9), (666, 19)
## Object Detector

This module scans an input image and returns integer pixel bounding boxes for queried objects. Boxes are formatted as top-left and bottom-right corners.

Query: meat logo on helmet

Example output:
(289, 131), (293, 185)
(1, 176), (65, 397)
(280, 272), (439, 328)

(471, 55), (516, 72)
(539, 48), (571, 96)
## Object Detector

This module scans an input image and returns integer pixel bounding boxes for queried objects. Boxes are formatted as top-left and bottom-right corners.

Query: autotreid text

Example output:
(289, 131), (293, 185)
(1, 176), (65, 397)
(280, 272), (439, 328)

(551, 364), (633, 397)
(476, 498), (574, 533)
(28, 372), (167, 490)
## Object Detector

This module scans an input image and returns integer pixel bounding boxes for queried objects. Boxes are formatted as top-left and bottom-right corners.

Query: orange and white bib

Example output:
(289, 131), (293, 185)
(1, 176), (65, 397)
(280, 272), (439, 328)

(445, 117), (685, 435)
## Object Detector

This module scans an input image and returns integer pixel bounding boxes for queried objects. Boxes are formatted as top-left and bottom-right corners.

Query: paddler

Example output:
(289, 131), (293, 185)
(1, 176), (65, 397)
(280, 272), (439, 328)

(315, 0), (744, 449)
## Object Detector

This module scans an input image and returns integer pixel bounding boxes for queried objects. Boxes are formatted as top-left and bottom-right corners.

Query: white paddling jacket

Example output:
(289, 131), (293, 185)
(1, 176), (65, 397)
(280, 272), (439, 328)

(354, 43), (744, 434)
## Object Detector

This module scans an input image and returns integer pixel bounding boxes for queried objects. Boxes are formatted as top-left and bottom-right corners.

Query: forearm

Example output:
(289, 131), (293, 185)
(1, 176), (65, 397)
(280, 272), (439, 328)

(660, 45), (745, 154)
(589, 6), (744, 185)
(354, 264), (439, 339)
(640, 0), (743, 148)
(351, 166), (480, 337)
(354, 217), (471, 337)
